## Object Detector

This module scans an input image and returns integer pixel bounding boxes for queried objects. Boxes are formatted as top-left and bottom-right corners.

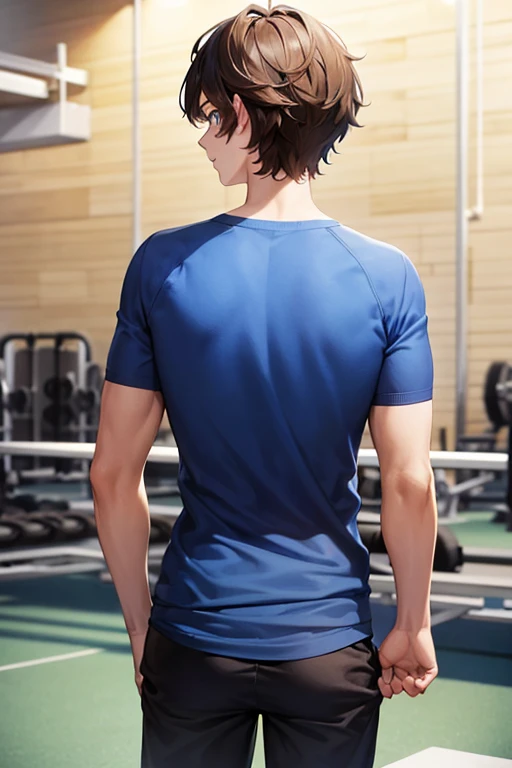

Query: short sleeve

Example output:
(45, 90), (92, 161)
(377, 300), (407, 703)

(372, 254), (433, 406)
(104, 238), (162, 391)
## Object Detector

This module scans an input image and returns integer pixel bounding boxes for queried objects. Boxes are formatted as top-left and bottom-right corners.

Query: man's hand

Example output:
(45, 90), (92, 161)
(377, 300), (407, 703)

(378, 626), (438, 699)
(129, 628), (149, 697)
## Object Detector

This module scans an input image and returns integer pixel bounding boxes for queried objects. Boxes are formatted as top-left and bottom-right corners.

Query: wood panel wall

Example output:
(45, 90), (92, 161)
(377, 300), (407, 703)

(0, 0), (511, 449)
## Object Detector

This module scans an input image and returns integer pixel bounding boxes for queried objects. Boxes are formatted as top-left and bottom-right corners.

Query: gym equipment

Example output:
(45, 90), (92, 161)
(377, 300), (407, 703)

(0, 333), (104, 518)
(0, 440), (510, 565)
(3, 514), (64, 546)
(0, 517), (24, 547)
(360, 360), (512, 527)
(39, 499), (70, 512)
(1, 531), (510, 629)
(0, 332), (103, 471)
(358, 522), (464, 573)
(3, 493), (40, 513)
(0, 501), (464, 573)
(0, 441), (509, 640)
(454, 361), (512, 528)
(42, 369), (101, 435)
(144, 429), (180, 498)
(149, 514), (175, 544)
(442, 361), (512, 518)
(484, 361), (512, 430)
(357, 467), (381, 507)
(0, 43), (90, 153)
(0, 510), (96, 548)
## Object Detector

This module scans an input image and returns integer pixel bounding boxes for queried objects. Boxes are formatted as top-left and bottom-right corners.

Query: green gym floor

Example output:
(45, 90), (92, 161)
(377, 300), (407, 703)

(1, 487), (511, 767)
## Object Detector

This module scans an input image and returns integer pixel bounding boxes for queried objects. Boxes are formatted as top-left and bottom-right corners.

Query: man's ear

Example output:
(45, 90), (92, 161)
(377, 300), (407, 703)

(233, 94), (250, 134)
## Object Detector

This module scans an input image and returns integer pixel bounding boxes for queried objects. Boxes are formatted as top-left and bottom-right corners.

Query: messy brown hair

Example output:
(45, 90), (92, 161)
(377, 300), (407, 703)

(180, 4), (366, 182)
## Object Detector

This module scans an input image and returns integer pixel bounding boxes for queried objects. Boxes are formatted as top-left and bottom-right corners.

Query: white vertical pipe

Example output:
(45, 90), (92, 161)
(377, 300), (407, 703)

(132, 0), (142, 251)
(455, 0), (469, 442)
(469, 0), (484, 220)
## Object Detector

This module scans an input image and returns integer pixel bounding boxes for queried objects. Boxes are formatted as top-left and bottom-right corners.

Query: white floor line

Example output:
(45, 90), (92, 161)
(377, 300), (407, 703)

(0, 648), (102, 673)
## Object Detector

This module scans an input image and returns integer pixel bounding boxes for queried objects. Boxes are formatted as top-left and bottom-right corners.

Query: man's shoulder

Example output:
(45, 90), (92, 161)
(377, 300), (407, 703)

(146, 217), (225, 261)
(330, 224), (421, 318)
(140, 217), (227, 300)
(330, 223), (407, 278)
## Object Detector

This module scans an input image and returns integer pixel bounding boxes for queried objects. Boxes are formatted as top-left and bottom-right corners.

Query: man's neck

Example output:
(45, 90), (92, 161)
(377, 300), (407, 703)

(227, 171), (331, 221)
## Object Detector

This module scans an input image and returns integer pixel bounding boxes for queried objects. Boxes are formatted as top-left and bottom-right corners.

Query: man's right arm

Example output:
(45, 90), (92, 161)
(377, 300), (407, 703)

(368, 399), (437, 633)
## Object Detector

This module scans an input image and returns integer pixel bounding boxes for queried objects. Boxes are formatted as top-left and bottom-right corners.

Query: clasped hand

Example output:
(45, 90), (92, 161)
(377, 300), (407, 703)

(377, 627), (438, 699)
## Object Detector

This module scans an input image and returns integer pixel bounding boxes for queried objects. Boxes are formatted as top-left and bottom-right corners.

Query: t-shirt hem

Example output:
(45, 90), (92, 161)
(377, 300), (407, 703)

(372, 387), (432, 406)
(148, 618), (374, 661)
(104, 370), (161, 392)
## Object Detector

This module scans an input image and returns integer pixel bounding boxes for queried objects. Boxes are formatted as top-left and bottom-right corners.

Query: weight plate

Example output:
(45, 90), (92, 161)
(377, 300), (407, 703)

(43, 376), (74, 402)
(11, 517), (57, 545)
(30, 512), (69, 541)
(433, 526), (464, 573)
(32, 512), (85, 542)
(7, 388), (29, 414)
(0, 519), (24, 547)
(357, 520), (463, 573)
(484, 361), (511, 429)
(61, 512), (97, 539)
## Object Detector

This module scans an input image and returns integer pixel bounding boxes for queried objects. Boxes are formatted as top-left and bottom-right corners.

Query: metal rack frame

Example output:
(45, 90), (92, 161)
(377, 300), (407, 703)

(0, 44), (88, 99)
(0, 43), (90, 152)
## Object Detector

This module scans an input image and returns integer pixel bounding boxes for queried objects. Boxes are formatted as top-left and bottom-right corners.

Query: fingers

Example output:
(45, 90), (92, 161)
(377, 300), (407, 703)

(378, 674), (403, 697)
(380, 672), (424, 699)
(378, 676), (393, 699)
(379, 665), (395, 699)
(402, 676), (422, 697)
(379, 665), (403, 697)
(414, 667), (438, 692)
(394, 666), (419, 696)
(379, 663), (439, 700)
(379, 666), (432, 699)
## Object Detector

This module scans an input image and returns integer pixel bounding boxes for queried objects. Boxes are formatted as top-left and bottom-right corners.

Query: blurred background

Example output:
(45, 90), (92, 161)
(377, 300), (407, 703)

(0, 2), (511, 768)
(0, 0), (509, 449)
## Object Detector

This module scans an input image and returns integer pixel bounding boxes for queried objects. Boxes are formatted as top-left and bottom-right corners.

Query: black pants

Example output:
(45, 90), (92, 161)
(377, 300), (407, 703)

(140, 625), (383, 768)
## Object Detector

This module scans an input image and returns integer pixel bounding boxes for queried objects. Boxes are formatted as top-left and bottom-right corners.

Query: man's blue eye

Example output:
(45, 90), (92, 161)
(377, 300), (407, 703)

(208, 111), (220, 126)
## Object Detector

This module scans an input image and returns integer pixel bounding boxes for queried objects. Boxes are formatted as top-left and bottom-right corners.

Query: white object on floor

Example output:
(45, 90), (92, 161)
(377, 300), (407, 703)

(383, 748), (512, 767)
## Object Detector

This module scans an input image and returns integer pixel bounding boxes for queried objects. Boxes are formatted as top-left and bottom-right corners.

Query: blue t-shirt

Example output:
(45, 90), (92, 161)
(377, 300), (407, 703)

(105, 214), (433, 661)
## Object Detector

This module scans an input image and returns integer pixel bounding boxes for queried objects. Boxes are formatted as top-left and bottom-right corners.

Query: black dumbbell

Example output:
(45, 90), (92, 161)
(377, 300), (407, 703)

(44, 376), (74, 402)
(7, 388), (31, 415)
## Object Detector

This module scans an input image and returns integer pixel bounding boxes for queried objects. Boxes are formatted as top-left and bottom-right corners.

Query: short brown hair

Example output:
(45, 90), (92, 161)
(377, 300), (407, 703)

(180, 4), (366, 182)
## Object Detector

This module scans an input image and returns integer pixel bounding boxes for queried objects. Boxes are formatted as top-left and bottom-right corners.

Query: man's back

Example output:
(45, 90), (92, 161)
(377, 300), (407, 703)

(105, 213), (433, 661)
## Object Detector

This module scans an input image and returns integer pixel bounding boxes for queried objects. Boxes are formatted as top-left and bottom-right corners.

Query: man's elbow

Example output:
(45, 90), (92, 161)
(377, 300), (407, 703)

(382, 464), (434, 499)
(89, 461), (137, 494)
(89, 463), (115, 498)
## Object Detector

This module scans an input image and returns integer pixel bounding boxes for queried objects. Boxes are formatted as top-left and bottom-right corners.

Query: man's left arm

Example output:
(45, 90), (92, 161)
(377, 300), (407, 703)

(90, 380), (165, 641)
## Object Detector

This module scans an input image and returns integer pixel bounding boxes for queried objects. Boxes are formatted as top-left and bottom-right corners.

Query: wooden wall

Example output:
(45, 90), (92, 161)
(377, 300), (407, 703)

(0, 0), (511, 449)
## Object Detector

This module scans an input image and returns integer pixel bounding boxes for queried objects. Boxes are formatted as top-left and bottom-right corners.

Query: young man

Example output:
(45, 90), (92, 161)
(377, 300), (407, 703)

(90, 5), (438, 767)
